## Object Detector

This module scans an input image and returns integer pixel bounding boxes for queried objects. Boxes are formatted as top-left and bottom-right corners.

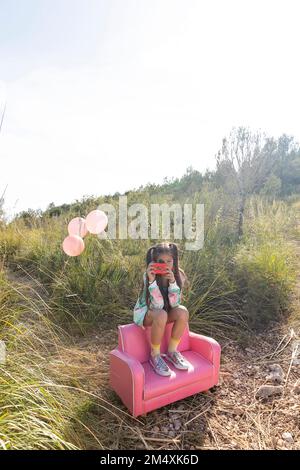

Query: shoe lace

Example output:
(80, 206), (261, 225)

(168, 351), (185, 363)
(156, 354), (169, 370)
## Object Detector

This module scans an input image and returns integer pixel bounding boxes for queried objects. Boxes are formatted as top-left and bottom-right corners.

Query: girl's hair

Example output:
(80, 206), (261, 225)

(142, 242), (187, 311)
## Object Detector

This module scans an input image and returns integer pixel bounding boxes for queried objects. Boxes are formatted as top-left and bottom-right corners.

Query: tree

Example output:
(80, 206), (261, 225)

(215, 126), (278, 238)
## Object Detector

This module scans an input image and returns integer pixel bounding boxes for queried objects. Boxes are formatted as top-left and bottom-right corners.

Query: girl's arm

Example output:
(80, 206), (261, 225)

(148, 278), (164, 309)
(133, 272), (164, 325)
(168, 281), (181, 307)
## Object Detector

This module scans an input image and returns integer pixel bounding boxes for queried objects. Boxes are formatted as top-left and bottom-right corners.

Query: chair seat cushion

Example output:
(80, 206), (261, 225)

(143, 350), (213, 401)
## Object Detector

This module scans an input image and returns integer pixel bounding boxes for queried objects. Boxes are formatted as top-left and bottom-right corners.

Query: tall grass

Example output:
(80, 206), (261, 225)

(231, 196), (298, 329)
(1, 192), (298, 335)
(232, 240), (296, 329)
(0, 272), (127, 450)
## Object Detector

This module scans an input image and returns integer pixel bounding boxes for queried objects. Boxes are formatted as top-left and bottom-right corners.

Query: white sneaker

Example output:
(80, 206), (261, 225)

(165, 350), (190, 370)
(149, 354), (172, 376)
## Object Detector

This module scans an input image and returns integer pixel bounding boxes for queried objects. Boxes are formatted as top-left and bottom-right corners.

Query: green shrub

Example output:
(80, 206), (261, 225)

(232, 240), (297, 329)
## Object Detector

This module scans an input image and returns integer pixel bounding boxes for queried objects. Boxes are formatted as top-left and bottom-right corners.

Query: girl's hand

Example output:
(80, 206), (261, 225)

(146, 262), (156, 283)
(165, 267), (175, 284)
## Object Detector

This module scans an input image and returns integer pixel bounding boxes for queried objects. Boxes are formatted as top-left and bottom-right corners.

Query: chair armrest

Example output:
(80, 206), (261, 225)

(109, 349), (145, 417)
(189, 332), (221, 365)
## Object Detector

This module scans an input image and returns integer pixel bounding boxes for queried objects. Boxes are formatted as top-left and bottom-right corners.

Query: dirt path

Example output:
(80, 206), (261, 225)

(3, 253), (300, 450)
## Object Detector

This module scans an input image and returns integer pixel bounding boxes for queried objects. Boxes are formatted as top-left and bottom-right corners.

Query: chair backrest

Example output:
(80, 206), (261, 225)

(118, 322), (191, 363)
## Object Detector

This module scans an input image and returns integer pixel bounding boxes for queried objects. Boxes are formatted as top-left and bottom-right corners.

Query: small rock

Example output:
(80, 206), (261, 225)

(161, 426), (169, 434)
(177, 404), (185, 411)
(168, 430), (175, 437)
(277, 438), (284, 447)
(269, 364), (284, 376)
(266, 373), (284, 384)
(135, 444), (145, 449)
(245, 348), (255, 353)
(266, 364), (284, 384)
(282, 432), (293, 444)
(153, 426), (160, 433)
(255, 385), (283, 399)
(292, 358), (300, 366)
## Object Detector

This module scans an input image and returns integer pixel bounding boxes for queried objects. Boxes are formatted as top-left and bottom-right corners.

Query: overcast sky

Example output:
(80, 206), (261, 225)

(1, 0), (300, 221)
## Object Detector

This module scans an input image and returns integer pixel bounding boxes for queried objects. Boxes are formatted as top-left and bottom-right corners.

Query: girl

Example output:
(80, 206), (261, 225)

(133, 242), (191, 376)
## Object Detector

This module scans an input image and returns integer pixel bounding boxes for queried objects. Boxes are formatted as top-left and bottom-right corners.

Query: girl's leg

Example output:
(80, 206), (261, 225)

(143, 308), (168, 356)
(166, 306), (189, 351)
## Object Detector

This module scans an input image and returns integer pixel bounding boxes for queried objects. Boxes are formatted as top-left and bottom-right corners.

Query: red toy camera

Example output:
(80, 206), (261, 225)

(152, 262), (174, 275)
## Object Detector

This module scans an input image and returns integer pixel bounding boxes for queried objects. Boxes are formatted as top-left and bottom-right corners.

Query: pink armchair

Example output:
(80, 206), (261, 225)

(109, 322), (221, 417)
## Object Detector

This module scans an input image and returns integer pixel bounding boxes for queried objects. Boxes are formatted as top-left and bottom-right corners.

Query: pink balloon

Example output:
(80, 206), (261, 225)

(62, 235), (85, 256)
(85, 210), (108, 234)
(68, 217), (88, 238)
